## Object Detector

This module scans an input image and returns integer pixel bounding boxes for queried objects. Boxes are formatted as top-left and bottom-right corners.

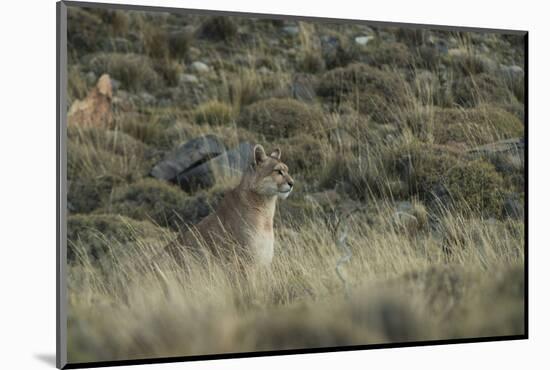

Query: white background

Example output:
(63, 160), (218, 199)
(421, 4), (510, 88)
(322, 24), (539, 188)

(0, 0), (547, 369)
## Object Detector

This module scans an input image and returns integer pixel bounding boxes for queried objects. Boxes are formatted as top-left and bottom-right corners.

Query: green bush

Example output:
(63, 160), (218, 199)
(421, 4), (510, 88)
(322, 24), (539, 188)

(238, 98), (324, 139)
(437, 106), (523, 145)
(153, 58), (183, 87)
(392, 141), (459, 199)
(364, 42), (412, 68)
(447, 51), (493, 76)
(391, 142), (505, 216)
(298, 51), (326, 73)
(199, 16), (238, 41)
(278, 135), (328, 173)
(452, 73), (513, 108)
(143, 27), (170, 59)
(445, 159), (506, 216)
(103, 178), (223, 231)
(67, 8), (108, 55)
(168, 30), (192, 58)
(68, 175), (121, 214)
(395, 28), (426, 47)
(317, 63), (411, 123)
(67, 214), (168, 263)
(405, 105), (524, 145)
(320, 154), (404, 201)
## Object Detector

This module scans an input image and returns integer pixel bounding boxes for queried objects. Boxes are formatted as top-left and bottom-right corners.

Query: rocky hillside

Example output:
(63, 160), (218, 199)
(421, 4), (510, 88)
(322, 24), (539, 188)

(67, 8), (524, 231)
(65, 6), (525, 363)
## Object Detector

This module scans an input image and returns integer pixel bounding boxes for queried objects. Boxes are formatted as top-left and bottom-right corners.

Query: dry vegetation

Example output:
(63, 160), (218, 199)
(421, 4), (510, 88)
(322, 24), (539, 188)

(66, 6), (525, 364)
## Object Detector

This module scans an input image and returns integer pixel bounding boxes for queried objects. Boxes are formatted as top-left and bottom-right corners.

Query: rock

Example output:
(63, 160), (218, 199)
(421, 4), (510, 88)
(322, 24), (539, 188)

(139, 92), (156, 105)
(469, 137), (525, 171)
(355, 35), (374, 46)
(150, 135), (226, 182)
(178, 73), (199, 84)
(110, 78), (121, 92)
(85, 71), (97, 85)
(500, 64), (524, 77)
(258, 66), (271, 75)
(283, 25), (299, 35)
(68, 73), (113, 128)
(190, 61), (210, 74)
(396, 201), (413, 213)
(434, 39), (449, 54)
(175, 142), (255, 192)
(182, 25), (196, 35)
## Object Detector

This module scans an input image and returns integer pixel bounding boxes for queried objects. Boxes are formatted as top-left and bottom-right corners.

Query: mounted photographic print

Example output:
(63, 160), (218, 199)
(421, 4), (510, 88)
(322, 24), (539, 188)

(56, 1), (527, 368)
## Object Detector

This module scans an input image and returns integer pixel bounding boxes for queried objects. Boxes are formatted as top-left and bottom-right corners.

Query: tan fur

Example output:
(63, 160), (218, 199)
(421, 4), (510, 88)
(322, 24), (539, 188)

(164, 145), (294, 267)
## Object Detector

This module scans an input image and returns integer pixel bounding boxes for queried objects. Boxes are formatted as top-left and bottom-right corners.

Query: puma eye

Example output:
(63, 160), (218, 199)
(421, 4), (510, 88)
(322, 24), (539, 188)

(275, 169), (284, 176)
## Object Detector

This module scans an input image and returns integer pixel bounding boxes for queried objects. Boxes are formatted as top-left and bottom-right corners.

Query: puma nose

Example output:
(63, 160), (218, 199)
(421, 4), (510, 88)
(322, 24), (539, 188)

(288, 180), (294, 188)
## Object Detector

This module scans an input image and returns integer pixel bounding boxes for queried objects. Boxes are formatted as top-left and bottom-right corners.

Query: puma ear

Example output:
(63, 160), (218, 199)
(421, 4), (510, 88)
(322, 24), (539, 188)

(253, 144), (267, 165)
(270, 148), (281, 160)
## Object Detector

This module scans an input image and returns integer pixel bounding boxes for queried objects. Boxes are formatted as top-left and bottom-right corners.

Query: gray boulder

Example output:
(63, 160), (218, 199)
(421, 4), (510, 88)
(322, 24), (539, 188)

(151, 135), (226, 182)
(152, 136), (255, 193)
(175, 142), (254, 192)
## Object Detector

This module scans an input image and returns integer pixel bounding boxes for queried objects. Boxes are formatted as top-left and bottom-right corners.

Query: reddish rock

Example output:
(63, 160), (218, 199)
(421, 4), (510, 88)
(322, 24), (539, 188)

(68, 74), (113, 128)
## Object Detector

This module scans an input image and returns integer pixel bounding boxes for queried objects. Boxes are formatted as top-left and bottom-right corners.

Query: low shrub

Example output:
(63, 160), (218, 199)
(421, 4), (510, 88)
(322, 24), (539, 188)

(168, 30), (192, 58)
(67, 214), (168, 263)
(396, 142), (506, 216)
(153, 58), (183, 87)
(445, 159), (506, 216)
(317, 63), (411, 123)
(143, 27), (170, 59)
(364, 42), (412, 68)
(405, 105), (524, 145)
(297, 50), (326, 74)
(67, 8), (108, 55)
(68, 175), (121, 214)
(396, 28), (426, 47)
(238, 98), (324, 139)
(103, 178), (223, 231)
(278, 135), (329, 175)
(452, 73), (513, 108)
(199, 16), (238, 42)
(447, 51), (494, 76)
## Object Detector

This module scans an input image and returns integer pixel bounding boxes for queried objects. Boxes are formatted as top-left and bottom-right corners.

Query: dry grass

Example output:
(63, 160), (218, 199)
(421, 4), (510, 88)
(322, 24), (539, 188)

(67, 200), (524, 362)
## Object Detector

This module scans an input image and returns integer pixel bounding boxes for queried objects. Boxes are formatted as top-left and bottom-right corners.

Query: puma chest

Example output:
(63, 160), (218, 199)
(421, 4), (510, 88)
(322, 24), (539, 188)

(248, 230), (274, 266)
